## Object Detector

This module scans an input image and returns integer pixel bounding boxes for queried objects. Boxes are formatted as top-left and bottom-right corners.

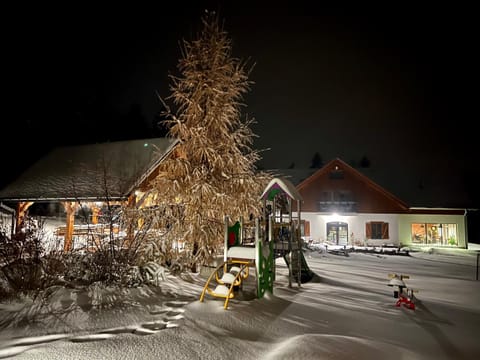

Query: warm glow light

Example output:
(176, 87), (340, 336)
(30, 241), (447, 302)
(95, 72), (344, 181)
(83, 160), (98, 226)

(331, 212), (340, 222)
(322, 212), (344, 223)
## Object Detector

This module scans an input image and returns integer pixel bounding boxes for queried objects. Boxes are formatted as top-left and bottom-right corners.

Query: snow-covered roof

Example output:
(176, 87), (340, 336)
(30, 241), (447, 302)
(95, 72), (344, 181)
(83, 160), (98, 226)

(260, 177), (303, 201)
(0, 138), (178, 202)
(269, 168), (316, 187)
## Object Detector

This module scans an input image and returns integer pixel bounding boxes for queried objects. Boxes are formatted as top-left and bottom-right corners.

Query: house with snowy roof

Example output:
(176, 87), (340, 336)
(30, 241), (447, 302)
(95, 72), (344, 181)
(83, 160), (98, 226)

(0, 141), (473, 251)
(278, 158), (471, 249)
(0, 138), (179, 250)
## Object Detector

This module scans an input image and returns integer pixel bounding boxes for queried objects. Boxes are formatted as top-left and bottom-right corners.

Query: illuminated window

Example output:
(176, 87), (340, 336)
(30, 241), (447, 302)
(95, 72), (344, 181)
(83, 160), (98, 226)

(327, 221), (348, 244)
(411, 223), (457, 246)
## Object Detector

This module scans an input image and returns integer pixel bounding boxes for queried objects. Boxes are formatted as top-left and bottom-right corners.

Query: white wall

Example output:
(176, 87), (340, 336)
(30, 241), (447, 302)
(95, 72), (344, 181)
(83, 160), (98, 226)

(299, 211), (467, 248)
(299, 212), (400, 246)
(0, 211), (14, 236)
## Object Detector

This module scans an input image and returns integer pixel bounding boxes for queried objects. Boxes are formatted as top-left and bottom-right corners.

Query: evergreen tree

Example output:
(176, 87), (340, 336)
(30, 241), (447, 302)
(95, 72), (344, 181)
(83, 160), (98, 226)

(360, 155), (371, 168)
(151, 12), (271, 270)
(152, 101), (170, 137)
(310, 152), (323, 168)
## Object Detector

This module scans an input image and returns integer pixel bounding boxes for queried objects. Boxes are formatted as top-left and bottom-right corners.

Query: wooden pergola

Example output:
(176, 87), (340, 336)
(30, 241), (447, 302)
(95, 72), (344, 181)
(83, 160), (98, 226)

(13, 197), (136, 251)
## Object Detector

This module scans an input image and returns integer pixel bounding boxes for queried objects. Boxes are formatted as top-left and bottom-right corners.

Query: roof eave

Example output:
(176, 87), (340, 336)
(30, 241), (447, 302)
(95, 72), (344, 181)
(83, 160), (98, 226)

(124, 138), (179, 196)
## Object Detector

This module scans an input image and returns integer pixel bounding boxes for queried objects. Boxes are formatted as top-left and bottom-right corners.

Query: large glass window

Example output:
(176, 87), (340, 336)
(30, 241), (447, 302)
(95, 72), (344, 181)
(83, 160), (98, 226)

(327, 221), (348, 245)
(411, 223), (457, 246)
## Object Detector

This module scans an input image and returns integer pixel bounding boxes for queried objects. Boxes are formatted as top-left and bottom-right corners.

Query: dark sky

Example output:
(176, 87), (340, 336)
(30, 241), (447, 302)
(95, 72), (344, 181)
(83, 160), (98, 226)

(4, 2), (478, 208)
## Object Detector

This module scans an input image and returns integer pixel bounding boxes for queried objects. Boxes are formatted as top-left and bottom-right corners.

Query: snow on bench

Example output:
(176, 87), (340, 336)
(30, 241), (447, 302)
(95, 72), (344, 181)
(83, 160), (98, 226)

(227, 246), (256, 260)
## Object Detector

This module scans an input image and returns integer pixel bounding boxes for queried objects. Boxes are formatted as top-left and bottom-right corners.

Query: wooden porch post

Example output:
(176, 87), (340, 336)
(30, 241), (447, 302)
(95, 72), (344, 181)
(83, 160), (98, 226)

(63, 201), (77, 251)
(15, 201), (34, 233)
(91, 204), (100, 225)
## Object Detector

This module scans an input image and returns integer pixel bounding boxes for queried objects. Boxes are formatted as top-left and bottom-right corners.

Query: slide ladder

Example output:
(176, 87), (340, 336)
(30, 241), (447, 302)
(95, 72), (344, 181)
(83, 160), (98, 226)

(199, 260), (250, 309)
(199, 216), (274, 309)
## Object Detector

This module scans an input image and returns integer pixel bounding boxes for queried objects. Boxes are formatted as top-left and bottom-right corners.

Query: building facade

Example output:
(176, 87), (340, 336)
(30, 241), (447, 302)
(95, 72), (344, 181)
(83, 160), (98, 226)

(288, 159), (468, 249)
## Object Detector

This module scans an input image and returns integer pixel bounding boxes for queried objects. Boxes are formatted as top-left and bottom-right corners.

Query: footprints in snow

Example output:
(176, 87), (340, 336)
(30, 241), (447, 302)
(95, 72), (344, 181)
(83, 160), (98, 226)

(99, 302), (187, 335)
(0, 300), (190, 359)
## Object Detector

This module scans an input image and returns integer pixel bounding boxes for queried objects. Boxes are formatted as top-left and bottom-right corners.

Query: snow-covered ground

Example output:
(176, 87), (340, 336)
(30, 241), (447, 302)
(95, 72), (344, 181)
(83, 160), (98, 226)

(1, 247), (480, 359)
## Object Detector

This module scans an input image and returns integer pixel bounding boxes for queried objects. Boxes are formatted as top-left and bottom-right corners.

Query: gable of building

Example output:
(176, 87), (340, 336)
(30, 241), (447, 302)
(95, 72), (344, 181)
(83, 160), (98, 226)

(260, 177), (303, 202)
(296, 158), (409, 214)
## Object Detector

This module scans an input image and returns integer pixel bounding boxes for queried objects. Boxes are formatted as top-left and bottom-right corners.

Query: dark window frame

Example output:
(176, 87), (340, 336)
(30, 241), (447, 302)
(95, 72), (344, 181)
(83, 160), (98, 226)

(366, 221), (389, 240)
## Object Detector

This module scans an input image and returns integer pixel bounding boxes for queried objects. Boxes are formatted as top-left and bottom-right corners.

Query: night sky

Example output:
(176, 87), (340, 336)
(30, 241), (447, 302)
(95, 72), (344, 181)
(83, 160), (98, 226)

(4, 3), (478, 210)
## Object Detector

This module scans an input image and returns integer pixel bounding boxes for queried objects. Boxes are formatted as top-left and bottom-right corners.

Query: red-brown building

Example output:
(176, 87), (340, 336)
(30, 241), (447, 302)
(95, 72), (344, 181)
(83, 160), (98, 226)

(282, 158), (469, 249)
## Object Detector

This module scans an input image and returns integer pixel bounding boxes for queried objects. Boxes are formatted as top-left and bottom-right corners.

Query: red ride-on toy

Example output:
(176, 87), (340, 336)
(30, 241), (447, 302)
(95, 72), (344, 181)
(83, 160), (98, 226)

(388, 273), (416, 310)
(395, 288), (416, 310)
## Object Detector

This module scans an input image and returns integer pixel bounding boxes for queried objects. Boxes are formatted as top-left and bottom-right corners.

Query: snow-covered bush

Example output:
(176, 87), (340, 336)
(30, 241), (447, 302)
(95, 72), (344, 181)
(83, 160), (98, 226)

(0, 217), (45, 294)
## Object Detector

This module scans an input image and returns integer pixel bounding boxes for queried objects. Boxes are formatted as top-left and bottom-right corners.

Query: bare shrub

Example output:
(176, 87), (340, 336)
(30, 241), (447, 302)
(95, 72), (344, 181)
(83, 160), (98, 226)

(0, 217), (45, 294)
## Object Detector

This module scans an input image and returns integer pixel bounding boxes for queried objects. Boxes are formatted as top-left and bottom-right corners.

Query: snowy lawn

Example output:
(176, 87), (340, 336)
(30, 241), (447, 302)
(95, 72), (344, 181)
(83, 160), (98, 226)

(1, 248), (480, 359)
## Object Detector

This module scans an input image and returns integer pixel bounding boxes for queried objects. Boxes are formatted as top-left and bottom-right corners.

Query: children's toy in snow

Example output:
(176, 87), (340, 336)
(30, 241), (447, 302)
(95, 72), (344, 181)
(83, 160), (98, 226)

(387, 273), (417, 310)
(395, 288), (417, 310)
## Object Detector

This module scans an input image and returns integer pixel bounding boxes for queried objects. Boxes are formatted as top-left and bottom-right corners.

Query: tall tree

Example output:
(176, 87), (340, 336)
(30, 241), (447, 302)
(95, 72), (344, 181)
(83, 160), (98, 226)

(151, 12), (271, 270)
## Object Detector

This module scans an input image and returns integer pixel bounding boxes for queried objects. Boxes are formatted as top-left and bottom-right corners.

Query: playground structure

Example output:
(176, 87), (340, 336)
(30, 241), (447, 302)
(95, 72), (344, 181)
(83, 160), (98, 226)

(388, 273), (417, 310)
(199, 177), (315, 309)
